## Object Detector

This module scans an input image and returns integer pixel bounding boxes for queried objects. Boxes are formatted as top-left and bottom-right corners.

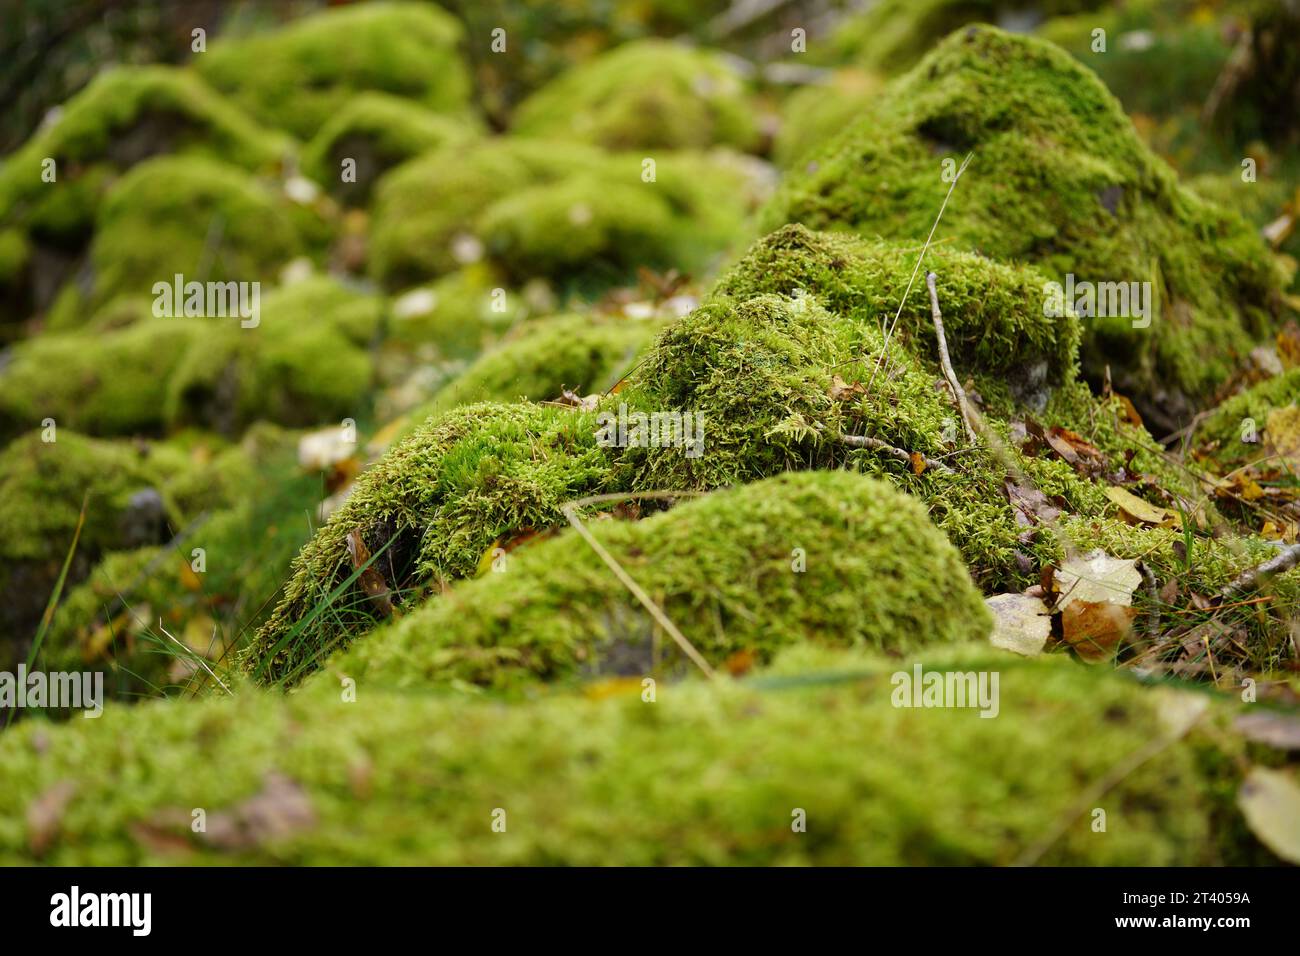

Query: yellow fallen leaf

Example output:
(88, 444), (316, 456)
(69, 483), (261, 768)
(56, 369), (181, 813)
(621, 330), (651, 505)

(1237, 768), (1300, 864)
(1104, 486), (1177, 527)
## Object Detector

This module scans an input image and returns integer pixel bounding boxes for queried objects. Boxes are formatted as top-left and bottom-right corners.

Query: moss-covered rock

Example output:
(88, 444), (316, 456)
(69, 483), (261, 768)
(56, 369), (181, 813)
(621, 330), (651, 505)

(164, 276), (383, 435)
(301, 92), (478, 206)
(194, 2), (473, 140)
(80, 155), (301, 315)
(0, 318), (203, 440)
(0, 431), (191, 658)
(368, 139), (760, 290)
(324, 471), (990, 692)
(510, 39), (761, 153)
(0, 646), (1271, 865)
(765, 26), (1287, 424)
(0, 65), (288, 248)
(246, 402), (615, 683)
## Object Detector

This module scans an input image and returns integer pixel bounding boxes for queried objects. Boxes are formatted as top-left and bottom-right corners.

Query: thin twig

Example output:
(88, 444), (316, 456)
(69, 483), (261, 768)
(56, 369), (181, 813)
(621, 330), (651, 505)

(925, 271), (977, 443)
(867, 152), (972, 391)
(837, 433), (954, 474)
(561, 493), (716, 681)
(1220, 542), (1300, 600)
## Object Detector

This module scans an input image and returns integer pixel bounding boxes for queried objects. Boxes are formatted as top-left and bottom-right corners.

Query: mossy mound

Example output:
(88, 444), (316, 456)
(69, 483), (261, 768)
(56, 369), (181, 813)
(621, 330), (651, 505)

(714, 224), (1079, 387)
(194, 2), (473, 141)
(765, 26), (1286, 421)
(0, 318), (202, 440)
(301, 92), (479, 206)
(0, 431), (190, 657)
(411, 313), (662, 421)
(0, 647), (1268, 865)
(0, 66), (287, 248)
(81, 155), (301, 315)
(247, 402), (614, 683)
(324, 471), (991, 692)
(164, 276), (383, 435)
(510, 39), (760, 153)
(369, 139), (759, 290)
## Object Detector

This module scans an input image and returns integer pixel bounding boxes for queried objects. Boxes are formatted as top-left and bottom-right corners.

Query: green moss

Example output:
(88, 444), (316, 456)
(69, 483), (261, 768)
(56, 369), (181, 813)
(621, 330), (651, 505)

(325, 471), (991, 692)
(85, 155), (300, 314)
(164, 276), (383, 435)
(194, 2), (473, 140)
(478, 177), (680, 284)
(301, 92), (478, 206)
(511, 39), (760, 152)
(1191, 368), (1300, 472)
(0, 66), (288, 244)
(0, 647), (1267, 865)
(411, 313), (662, 421)
(715, 224), (1079, 385)
(369, 138), (759, 290)
(0, 319), (203, 440)
(246, 402), (616, 683)
(0, 431), (191, 659)
(765, 26), (1287, 413)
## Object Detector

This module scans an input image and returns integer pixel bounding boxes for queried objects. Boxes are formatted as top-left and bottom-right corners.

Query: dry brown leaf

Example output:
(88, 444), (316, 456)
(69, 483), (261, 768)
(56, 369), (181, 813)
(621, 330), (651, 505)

(908, 451), (927, 476)
(1235, 711), (1300, 750)
(26, 780), (76, 857)
(829, 374), (867, 401)
(202, 772), (317, 852)
(1277, 320), (1300, 370)
(1055, 549), (1142, 610)
(1004, 478), (1062, 527)
(346, 530), (394, 618)
(724, 648), (758, 676)
(1061, 600), (1137, 662)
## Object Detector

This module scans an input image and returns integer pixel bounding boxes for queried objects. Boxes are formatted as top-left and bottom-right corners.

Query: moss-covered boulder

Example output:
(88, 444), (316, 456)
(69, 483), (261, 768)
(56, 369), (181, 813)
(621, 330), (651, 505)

(0, 431), (191, 658)
(194, 2), (473, 140)
(0, 646), (1274, 865)
(765, 26), (1287, 425)
(0, 66), (287, 247)
(323, 471), (990, 692)
(76, 155), (301, 316)
(164, 276), (383, 435)
(369, 139), (760, 290)
(510, 39), (761, 153)
(301, 92), (478, 206)
(247, 402), (615, 683)
(0, 318), (203, 440)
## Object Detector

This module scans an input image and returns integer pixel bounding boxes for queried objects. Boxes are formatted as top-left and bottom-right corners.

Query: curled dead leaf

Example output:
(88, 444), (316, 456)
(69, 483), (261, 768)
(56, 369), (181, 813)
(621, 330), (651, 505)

(346, 530), (394, 618)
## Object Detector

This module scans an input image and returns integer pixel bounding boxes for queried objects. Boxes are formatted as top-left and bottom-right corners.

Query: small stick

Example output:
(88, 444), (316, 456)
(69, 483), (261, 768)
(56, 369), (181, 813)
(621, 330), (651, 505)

(561, 494), (716, 681)
(838, 433), (954, 474)
(1220, 542), (1300, 600)
(925, 271), (977, 443)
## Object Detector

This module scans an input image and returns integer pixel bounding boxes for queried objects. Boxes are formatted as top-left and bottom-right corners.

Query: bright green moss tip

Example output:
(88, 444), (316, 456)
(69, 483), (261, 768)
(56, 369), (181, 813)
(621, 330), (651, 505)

(765, 25), (1286, 410)
(246, 402), (616, 684)
(194, 1), (473, 140)
(511, 39), (761, 152)
(0, 648), (1263, 865)
(325, 470), (991, 692)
